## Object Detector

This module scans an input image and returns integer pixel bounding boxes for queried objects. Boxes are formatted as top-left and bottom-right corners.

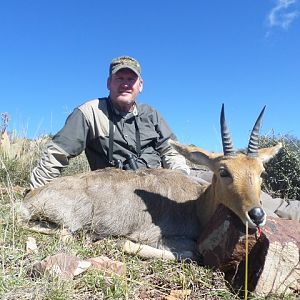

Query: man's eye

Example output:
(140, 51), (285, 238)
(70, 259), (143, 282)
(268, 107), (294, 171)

(219, 168), (231, 177)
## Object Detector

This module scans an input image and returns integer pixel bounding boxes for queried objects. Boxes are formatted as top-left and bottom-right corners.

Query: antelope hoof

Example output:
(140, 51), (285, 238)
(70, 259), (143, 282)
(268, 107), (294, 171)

(248, 207), (266, 227)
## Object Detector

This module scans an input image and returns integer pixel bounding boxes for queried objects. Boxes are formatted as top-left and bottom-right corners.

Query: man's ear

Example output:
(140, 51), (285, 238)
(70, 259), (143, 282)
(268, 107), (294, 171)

(139, 79), (144, 92)
(107, 77), (111, 90)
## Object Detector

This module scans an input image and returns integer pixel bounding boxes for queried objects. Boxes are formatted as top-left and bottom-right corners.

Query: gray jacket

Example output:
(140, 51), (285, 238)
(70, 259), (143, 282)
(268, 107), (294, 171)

(30, 98), (190, 189)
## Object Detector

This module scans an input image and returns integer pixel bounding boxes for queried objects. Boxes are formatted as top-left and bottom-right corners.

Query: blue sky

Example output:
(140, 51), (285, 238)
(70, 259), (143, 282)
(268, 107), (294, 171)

(1, 0), (299, 151)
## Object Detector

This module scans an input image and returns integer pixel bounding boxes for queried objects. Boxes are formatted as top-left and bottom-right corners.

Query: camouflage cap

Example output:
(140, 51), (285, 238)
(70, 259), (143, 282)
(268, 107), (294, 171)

(109, 56), (142, 78)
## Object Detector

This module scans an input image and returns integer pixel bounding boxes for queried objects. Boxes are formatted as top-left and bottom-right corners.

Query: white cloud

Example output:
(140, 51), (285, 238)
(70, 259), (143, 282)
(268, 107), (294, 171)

(267, 0), (299, 29)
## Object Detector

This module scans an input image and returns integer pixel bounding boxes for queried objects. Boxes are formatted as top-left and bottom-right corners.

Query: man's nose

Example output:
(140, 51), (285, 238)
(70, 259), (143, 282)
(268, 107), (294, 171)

(120, 80), (131, 87)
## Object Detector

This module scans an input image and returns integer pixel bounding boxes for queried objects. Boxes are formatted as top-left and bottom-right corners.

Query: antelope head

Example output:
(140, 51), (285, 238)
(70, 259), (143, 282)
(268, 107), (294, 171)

(171, 105), (282, 228)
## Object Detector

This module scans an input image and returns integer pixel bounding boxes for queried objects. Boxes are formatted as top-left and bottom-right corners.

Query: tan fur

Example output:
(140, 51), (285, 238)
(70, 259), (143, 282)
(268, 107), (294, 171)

(171, 141), (282, 228)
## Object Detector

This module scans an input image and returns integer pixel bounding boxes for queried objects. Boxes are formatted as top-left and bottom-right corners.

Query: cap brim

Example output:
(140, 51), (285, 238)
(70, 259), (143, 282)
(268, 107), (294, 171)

(111, 65), (141, 77)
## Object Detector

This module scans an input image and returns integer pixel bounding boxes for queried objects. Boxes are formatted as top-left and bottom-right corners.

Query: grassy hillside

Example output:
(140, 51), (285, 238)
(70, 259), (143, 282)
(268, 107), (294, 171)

(0, 131), (299, 299)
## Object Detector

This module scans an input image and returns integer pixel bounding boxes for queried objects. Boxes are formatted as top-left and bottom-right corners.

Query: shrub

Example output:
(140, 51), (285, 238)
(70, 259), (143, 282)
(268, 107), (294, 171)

(259, 134), (300, 200)
(0, 135), (89, 189)
(0, 138), (48, 188)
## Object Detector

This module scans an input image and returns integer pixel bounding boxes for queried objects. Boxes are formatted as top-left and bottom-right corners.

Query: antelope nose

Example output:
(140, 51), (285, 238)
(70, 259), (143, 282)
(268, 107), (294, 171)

(248, 207), (265, 226)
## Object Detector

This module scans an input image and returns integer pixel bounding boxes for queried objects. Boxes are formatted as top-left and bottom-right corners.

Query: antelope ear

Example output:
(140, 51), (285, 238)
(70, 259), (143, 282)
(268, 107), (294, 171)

(169, 140), (222, 169)
(258, 142), (282, 163)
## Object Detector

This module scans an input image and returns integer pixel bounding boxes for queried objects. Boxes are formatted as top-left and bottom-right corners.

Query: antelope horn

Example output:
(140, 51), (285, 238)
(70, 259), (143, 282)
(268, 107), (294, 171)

(247, 106), (266, 157)
(220, 104), (235, 156)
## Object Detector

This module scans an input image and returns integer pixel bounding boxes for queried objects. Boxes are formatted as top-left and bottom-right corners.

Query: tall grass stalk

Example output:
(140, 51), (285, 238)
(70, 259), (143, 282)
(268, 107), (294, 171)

(244, 221), (248, 300)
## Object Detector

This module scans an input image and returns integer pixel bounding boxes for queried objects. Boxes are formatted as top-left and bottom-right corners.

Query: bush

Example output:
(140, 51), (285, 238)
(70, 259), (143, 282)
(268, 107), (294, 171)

(259, 134), (300, 200)
(0, 137), (48, 188)
(0, 140), (91, 194)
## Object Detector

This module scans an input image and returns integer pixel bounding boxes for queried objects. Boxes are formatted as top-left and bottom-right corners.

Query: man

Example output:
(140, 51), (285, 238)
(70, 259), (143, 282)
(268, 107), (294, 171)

(29, 56), (190, 189)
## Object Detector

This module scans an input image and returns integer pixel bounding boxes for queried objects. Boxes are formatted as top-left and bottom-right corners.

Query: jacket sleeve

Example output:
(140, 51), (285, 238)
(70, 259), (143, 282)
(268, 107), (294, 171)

(154, 110), (190, 175)
(29, 108), (90, 189)
(160, 142), (190, 175)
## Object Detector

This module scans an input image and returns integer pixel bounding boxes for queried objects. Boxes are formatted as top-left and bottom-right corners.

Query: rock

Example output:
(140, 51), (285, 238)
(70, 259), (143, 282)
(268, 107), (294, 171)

(26, 236), (38, 254)
(87, 256), (125, 276)
(30, 253), (125, 280)
(30, 253), (91, 279)
(197, 204), (300, 297)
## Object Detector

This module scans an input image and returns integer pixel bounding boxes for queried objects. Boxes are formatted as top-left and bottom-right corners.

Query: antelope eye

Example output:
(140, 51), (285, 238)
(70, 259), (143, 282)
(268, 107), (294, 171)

(219, 168), (231, 178)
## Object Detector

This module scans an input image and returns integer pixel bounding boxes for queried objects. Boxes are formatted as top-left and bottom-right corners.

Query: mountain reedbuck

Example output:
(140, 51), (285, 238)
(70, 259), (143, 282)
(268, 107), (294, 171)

(20, 105), (282, 260)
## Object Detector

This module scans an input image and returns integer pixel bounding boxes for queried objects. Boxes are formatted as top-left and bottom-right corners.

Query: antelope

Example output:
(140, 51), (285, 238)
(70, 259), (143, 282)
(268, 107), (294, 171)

(19, 105), (282, 260)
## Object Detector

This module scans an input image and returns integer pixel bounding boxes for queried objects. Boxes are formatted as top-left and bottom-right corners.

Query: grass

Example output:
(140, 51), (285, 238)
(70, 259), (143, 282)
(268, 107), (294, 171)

(1, 132), (300, 299)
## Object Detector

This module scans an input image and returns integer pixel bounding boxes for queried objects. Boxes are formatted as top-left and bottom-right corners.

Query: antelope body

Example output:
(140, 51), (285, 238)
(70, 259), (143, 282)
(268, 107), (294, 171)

(20, 106), (282, 260)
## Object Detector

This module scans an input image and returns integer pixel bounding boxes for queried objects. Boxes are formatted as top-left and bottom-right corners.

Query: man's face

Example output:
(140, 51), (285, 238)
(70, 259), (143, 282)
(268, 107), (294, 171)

(107, 68), (143, 112)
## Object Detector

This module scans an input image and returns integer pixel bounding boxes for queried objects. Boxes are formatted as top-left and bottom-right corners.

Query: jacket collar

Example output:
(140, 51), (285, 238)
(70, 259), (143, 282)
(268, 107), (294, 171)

(107, 97), (138, 117)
